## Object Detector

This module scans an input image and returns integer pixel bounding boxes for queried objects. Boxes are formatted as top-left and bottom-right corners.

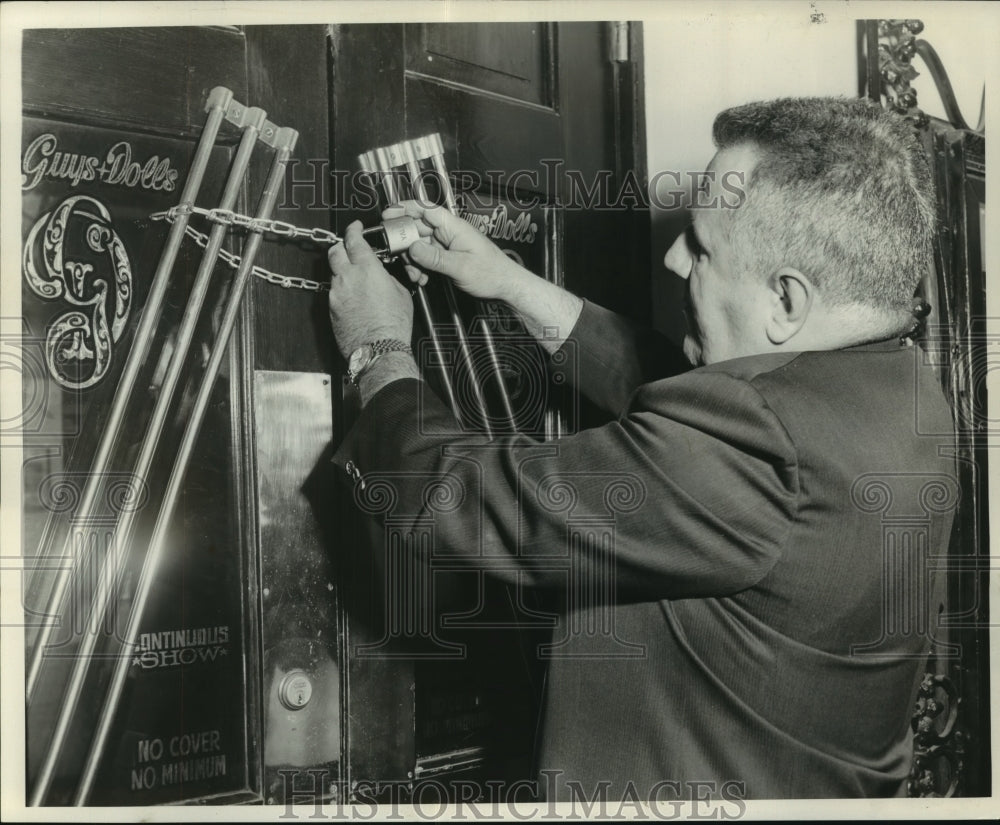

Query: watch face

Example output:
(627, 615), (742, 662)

(348, 343), (374, 374)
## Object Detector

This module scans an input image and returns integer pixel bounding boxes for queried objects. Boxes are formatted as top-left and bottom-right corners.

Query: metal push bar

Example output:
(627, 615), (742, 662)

(25, 86), (234, 702)
(27, 87), (298, 806)
(74, 122), (299, 807)
(357, 144), (470, 429)
(358, 135), (518, 435)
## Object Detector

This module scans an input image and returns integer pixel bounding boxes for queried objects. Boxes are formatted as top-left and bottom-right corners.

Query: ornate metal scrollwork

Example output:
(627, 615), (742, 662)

(874, 19), (929, 127)
(872, 19), (982, 133)
(861, 15), (987, 802)
(908, 670), (966, 797)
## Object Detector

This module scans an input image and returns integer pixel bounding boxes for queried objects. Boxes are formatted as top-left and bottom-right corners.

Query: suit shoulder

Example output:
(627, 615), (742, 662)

(694, 351), (803, 383)
(632, 346), (950, 433)
(692, 346), (937, 406)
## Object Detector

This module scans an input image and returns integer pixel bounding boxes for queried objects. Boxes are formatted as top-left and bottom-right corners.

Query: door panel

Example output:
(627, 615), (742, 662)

(20, 27), (261, 805)
(22, 28), (248, 137)
(406, 22), (555, 108)
(245, 25), (338, 375)
(405, 78), (564, 178)
(20, 24), (346, 807)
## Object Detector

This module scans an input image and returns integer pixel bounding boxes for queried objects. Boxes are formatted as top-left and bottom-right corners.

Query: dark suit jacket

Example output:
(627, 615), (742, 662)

(334, 300), (958, 799)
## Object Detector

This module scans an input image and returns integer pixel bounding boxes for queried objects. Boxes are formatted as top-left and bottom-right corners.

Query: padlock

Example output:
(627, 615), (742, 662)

(360, 215), (420, 262)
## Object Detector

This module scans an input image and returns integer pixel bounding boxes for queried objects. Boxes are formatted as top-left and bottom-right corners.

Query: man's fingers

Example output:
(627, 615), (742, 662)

(383, 200), (425, 221)
(407, 237), (457, 276)
(342, 219), (378, 263)
(383, 201), (456, 244)
(414, 204), (454, 235)
(404, 263), (429, 287)
(327, 239), (351, 275)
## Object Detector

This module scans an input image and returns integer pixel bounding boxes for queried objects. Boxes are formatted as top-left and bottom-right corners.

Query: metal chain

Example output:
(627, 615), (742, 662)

(149, 208), (331, 292)
(152, 204), (343, 245)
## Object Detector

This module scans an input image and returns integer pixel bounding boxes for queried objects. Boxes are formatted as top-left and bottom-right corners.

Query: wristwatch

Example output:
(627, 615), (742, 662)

(346, 339), (412, 387)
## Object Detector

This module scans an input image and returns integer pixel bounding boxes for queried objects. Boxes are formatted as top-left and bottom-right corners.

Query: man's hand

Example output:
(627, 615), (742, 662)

(328, 220), (414, 359)
(386, 201), (584, 354)
(384, 201), (530, 302)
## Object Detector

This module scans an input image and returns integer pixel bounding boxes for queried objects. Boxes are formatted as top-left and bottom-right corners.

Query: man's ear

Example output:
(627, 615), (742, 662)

(765, 267), (813, 345)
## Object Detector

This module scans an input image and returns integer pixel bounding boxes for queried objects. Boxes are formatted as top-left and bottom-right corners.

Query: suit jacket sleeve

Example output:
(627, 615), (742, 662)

(557, 299), (692, 418)
(333, 366), (799, 601)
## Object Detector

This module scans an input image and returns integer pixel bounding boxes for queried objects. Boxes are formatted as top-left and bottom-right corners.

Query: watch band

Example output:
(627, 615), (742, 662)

(347, 338), (412, 387)
(370, 338), (412, 357)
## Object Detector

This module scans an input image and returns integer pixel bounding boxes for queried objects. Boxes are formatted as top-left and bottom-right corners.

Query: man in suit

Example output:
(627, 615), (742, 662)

(326, 97), (956, 799)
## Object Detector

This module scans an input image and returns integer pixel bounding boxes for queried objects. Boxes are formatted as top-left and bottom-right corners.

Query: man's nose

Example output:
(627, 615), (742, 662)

(663, 233), (692, 280)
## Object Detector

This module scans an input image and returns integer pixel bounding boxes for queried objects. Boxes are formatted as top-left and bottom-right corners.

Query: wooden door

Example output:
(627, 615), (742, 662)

(20, 27), (263, 805)
(328, 21), (649, 797)
(19, 24), (343, 806)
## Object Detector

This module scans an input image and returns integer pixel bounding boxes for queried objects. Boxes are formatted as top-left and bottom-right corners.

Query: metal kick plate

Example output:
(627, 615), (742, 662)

(253, 370), (341, 798)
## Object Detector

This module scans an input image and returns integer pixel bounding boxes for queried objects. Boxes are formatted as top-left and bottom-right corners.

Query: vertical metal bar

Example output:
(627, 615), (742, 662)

(73, 127), (299, 806)
(360, 148), (467, 427)
(399, 142), (427, 204)
(544, 202), (565, 443)
(411, 284), (468, 428)
(25, 86), (234, 701)
(475, 317), (517, 430)
(405, 141), (499, 436)
(29, 105), (266, 808)
(373, 147), (401, 202)
(423, 135), (519, 433)
(858, 21), (881, 101)
(427, 134), (458, 213)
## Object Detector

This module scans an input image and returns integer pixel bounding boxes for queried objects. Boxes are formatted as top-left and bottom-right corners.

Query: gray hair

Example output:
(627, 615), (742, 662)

(712, 97), (936, 312)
